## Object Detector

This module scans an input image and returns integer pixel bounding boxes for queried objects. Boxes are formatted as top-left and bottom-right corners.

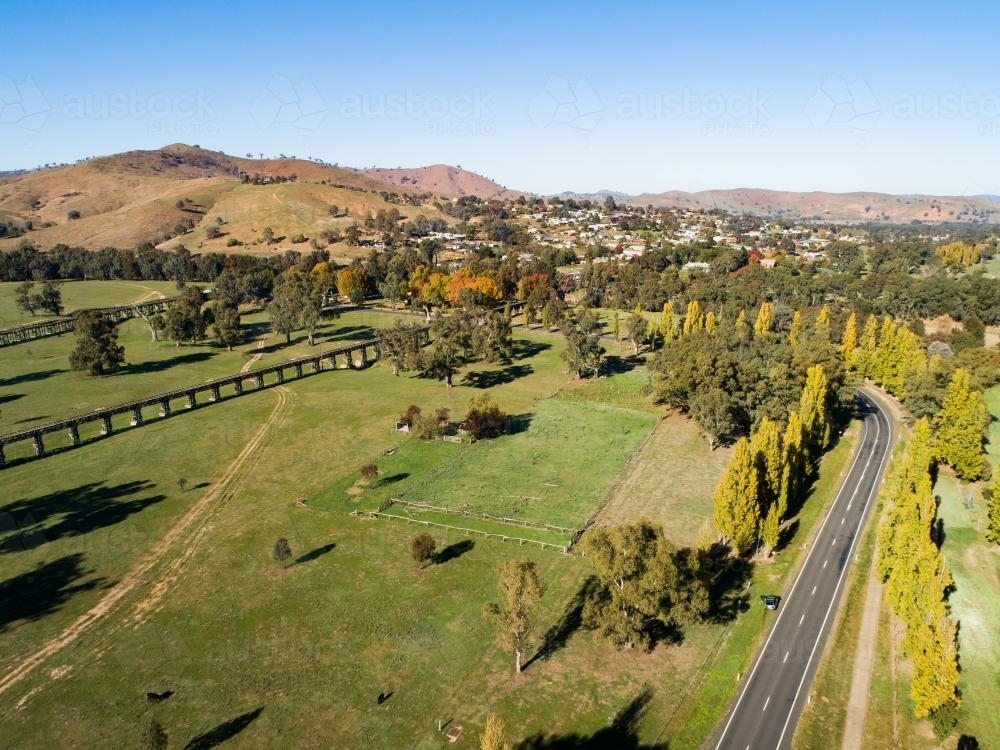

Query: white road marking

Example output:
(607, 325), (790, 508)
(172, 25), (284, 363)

(841, 517), (845, 524)
(799, 614), (805, 626)
(763, 695), (770, 711)
(812, 586), (817, 595)
(783, 652), (789, 663)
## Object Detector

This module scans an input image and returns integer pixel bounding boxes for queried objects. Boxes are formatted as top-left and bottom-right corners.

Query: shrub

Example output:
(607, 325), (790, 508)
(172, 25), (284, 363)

(272, 537), (292, 564)
(291, 234), (307, 244)
(67, 209), (81, 220)
(360, 463), (379, 484)
(464, 393), (507, 440)
(411, 412), (443, 439)
(930, 699), (959, 740)
(205, 225), (222, 239)
(411, 533), (436, 567)
(226, 237), (239, 247)
(399, 404), (421, 427)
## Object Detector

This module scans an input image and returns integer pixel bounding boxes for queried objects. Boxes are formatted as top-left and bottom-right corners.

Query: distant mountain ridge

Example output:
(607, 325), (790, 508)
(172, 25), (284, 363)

(627, 187), (1000, 224)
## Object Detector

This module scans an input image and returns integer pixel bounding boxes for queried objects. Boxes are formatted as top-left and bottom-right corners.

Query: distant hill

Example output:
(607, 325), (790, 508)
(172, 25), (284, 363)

(353, 164), (521, 200)
(0, 145), (456, 255)
(556, 190), (632, 202)
(629, 188), (1000, 224)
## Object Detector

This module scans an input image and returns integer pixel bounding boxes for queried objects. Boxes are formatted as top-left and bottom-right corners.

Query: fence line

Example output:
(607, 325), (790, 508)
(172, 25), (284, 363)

(368, 511), (568, 552)
(388, 499), (581, 535)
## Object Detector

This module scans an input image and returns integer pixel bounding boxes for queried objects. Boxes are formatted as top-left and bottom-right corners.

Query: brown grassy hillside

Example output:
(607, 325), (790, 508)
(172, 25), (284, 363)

(631, 188), (1000, 224)
(355, 164), (522, 199)
(0, 145), (453, 254)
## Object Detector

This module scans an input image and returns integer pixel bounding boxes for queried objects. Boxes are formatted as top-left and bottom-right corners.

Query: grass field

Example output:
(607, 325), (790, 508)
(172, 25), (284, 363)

(0, 280), (870, 749)
(0, 279), (180, 327)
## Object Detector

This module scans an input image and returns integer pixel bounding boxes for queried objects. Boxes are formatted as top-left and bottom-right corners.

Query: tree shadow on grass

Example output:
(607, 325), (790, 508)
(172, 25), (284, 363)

(0, 369), (68, 388)
(701, 544), (755, 625)
(515, 687), (665, 749)
(183, 707), (264, 750)
(601, 355), (642, 375)
(435, 539), (474, 564)
(124, 351), (217, 376)
(461, 364), (534, 389)
(0, 393), (25, 405)
(524, 574), (601, 670)
(512, 339), (552, 360)
(0, 554), (105, 633)
(506, 413), (534, 435)
(1, 480), (166, 552)
(319, 324), (376, 343)
(295, 543), (336, 565)
(376, 472), (410, 488)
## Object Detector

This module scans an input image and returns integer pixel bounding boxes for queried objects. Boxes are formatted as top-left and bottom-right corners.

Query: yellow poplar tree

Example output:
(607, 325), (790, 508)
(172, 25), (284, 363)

(705, 311), (716, 333)
(754, 302), (772, 336)
(683, 300), (701, 336)
(854, 314), (879, 378)
(789, 310), (804, 347)
(779, 411), (805, 518)
(712, 437), (760, 555)
(660, 302), (673, 341)
(760, 503), (780, 557)
(815, 304), (830, 340)
(841, 312), (857, 367)
(735, 309), (747, 333)
(751, 416), (784, 511)
(799, 365), (829, 454)
(987, 472), (1000, 545)
(934, 368), (988, 481)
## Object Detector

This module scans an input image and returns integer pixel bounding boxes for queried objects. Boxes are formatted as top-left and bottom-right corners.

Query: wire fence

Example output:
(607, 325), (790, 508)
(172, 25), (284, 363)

(368, 511), (568, 553)
(387, 498), (581, 535)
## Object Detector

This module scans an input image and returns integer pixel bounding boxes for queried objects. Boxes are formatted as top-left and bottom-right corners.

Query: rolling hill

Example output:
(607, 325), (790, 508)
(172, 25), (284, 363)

(0, 145), (458, 257)
(630, 188), (1000, 224)
(354, 164), (520, 199)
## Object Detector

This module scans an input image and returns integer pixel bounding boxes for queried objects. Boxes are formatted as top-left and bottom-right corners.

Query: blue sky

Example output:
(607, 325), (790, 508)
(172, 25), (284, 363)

(1, 0), (999, 197)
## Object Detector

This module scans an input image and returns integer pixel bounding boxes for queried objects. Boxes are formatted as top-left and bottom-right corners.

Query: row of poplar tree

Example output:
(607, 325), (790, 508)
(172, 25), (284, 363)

(712, 365), (831, 556)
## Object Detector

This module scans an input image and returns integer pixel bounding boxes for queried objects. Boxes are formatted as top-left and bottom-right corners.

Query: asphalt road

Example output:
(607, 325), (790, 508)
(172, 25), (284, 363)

(712, 391), (894, 750)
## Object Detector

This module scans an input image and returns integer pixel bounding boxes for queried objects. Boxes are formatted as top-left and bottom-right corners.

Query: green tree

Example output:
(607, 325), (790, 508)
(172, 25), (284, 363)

(376, 321), (423, 376)
(483, 559), (545, 672)
(69, 310), (125, 376)
(159, 286), (207, 345)
(561, 308), (604, 378)
(211, 304), (243, 351)
(690, 388), (734, 451)
(626, 311), (646, 355)
(712, 437), (760, 555)
(934, 368), (988, 481)
(612, 311), (620, 347)
(581, 520), (707, 649)
(36, 280), (63, 316)
(14, 280), (36, 316)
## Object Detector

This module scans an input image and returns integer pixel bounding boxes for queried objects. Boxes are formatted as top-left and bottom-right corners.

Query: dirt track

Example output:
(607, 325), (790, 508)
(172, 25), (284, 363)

(0, 386), (293, 700)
